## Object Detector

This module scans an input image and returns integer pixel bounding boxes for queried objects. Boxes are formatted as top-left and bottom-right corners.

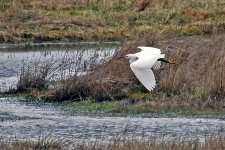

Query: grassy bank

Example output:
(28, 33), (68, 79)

(61, 100), (225, 117)
(0, 0), (224, 43)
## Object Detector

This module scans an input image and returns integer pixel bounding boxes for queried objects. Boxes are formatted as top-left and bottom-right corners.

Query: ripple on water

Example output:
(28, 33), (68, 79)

(1, 97), (225, 143)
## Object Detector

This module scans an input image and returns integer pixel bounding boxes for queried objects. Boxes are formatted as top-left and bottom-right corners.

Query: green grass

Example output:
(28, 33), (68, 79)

(61, 100), (225, 117)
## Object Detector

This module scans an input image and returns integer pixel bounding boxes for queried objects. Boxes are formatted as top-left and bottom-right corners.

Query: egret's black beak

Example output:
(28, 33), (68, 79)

(158, 58), (177, 64)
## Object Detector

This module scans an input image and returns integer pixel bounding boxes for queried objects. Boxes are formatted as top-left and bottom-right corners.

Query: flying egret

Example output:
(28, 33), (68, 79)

(125, 46), (173, 91)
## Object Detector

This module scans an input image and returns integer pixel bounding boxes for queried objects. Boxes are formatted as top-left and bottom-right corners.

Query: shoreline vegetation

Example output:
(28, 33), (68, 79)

(1, 135), (225, 150)
(60, 100), (225, 118)
(0, 41), (122, 52)
(1, 0), (225, 115)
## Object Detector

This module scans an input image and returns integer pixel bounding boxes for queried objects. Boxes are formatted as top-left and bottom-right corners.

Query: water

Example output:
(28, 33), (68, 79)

(0, 97), (225, 143)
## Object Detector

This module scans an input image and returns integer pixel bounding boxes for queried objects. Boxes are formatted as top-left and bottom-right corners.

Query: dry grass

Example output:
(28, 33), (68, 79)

(160, 35), (225, 99)
(0, 136), (66, 150)
(17, 62), (51, 91)
(0, 0), (224, 43)
(86, 32), (225, 102)
(1, 135), (225, 150)
(35, 33), (160, 102)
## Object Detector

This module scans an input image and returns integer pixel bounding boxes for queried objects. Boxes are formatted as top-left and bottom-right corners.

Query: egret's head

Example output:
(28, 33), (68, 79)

(125, 54), (132, 59)
(116, 54), (133, 60)
(125, 54), (138, 63)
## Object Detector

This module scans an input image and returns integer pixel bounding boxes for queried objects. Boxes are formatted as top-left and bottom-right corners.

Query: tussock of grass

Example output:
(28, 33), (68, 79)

(0, 137), (65, 150)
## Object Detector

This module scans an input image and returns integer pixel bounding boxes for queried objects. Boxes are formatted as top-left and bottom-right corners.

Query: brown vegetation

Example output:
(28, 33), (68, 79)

(78, 136), (225, 150)
(17, 62), (50, 91)
(0, 138), (63, 150)
(1, 135), (225, 150)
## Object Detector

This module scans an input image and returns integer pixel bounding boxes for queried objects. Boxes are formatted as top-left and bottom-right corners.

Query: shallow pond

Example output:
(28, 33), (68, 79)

(1, 97), (225, 143)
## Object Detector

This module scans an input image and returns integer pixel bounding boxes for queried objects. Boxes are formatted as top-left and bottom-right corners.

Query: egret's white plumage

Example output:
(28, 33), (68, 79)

(126, 46), (165, 91)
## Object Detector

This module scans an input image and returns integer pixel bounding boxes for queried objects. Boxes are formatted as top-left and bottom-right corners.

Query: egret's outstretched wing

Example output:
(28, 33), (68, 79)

(152, 61), (161, 70)
(130, 66), (156, 91)
(138, 46), (161, 55)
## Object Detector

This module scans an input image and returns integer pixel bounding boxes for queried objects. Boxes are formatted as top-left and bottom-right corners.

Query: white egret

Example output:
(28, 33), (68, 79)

(126, 46), (172, 91)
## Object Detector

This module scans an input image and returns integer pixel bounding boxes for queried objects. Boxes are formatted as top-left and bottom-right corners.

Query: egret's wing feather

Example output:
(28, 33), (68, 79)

(138, 46), (161, 54)
(152, 61), (161, 70)
(130, 66), (156, 91)
(128, 46), (163, 91)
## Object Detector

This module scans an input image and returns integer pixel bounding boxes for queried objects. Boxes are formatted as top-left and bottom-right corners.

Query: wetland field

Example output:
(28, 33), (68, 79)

(0, 0), (225, 149)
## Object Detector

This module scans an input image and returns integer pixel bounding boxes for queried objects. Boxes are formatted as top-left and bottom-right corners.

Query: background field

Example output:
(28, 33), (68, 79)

(0, 0), (224, 43)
